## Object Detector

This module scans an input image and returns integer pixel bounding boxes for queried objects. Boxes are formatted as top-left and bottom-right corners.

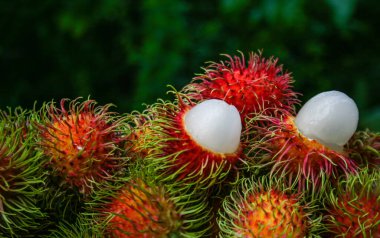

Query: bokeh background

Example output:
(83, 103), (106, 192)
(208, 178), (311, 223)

(1, 0), (379, 130)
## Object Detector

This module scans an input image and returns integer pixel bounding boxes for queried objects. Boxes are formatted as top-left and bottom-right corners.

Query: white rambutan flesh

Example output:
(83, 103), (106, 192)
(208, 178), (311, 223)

(184, 99), (242, 154)
(295, 90), (359, 151)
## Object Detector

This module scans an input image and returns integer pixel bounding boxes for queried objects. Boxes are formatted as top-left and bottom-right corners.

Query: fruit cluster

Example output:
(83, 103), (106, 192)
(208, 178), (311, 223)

(0, 51), (379, 238)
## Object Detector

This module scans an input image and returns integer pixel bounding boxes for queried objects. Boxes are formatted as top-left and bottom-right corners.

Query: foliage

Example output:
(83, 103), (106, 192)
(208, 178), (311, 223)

(0, 0), (379, 131)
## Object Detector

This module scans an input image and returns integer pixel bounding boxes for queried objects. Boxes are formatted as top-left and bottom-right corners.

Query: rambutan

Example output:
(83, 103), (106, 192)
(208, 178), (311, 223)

(249, 91), (359, 191)
(218, 176), (320, 237)
(125, 111), (155, 159)
(36, 98), (127, 194)
(346, 129), (380, 167)
(324, 168), (380, 237)
(86, 162), (212, 238)
(139, 93), (243, 189)
(47, 214), (102, 238)
(105, 178), (181, 237)
(182, 51), (298, 121)
(0, 108), (46, 236)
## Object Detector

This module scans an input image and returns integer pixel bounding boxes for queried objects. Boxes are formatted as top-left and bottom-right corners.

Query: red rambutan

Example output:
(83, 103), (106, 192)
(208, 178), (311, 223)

(218, 176), (320, 237)
(182, 51), (298, 121)
(36, 98), (127, 193)
(249, 91), (359, 191)
(253, 114), (357, 190)
(140, 94), (243, 188)
(87, 162), (212, 238)
(105, 179), (181, 238)
(324, 169), (380, 237)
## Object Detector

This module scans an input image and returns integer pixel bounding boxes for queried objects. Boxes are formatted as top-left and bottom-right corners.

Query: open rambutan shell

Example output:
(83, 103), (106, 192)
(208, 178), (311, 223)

(251, 114), (357, 191)
(140, 95), (243, 189)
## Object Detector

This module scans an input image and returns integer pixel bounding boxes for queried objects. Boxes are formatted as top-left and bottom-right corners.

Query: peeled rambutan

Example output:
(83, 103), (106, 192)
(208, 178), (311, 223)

(218, 176), (320, 237)
(259, 114), (357, 190)
(250, 91), (359, 191)
(36, 98), (127, 193)
(0, 108), (46, 236)
(182, 51), (298, 121)
(139, 94), (243, 189)
(324, 168), (380, 237)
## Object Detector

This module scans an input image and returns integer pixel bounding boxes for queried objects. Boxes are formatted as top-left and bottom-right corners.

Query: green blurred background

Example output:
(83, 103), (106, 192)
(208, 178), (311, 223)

(0, 0), (379, 130)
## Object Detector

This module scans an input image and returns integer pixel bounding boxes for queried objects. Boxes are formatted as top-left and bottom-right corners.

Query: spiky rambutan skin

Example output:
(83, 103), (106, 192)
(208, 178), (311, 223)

(182, 51), (298, 121)
(324, 169), (380, 237)
(218, 176), (320, 237)
(36, 98), (127, 194)
(45, 214), (102, 238)
(250, 113), (357, 192)
(124, 111), (155, 160)
(105, 179), (182, 237)
(85, 162), (212, 238)
(139, 95), (243, 189)
(0, 108), (46, 237)
(346, 129), (380, 167)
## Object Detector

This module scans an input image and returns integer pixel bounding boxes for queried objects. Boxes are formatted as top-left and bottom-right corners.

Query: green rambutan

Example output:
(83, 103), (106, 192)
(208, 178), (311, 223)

(36, 98), (127, 194)
(44, 214), (102, 238)
(218, 175), (321, 237)
(249, 91), (359, 191)
(0, 108), (46, 237)
(125, 111), (155, 159)
(346, 129), (380, 167)
(182, 51), (298, 121)
(323, 168), (380, 237)
(139, 93), (243, 189)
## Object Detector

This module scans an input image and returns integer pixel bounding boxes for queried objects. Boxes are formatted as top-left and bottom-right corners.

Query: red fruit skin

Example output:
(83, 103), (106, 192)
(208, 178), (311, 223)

(259, 115), (357, 190)
(327, 194), (380, 238)
(38, 99), (124, 193)
(105, 180), (181, 238)
(236, 190), (307, 238)
(183, 52), (298, 121)
(152, 100), (242, 185)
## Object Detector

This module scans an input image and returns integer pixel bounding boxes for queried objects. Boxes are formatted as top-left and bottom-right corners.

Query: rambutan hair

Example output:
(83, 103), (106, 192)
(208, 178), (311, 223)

(247, 113), (358, 192)
(124, 110), (155, 160)
(47, 214), (102, 238)
(218, 175), (321, 237)
(0, 108), (46, 236)
(36, 98), (128, 194)
(138, 92), (244, 190)
(182, 51), (299, 122)
(346, 129), (380, 168)
(323, 168), (380, 237)
(84, 162), (212, 238)
(105, 178), (181, 237)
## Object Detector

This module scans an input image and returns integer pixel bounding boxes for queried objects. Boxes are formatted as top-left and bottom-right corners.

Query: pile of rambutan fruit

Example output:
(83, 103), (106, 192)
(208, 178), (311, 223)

(0, 51), (379, 238)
